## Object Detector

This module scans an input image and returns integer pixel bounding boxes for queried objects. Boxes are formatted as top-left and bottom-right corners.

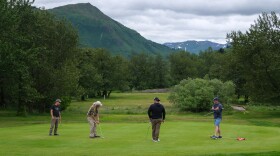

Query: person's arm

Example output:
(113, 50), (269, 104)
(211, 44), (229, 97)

(147, 106), (152, 121)
(50, 108), (54, 119)
(162, 106), (166, 122)
(212, 105), (219, 111)
(96, 114), (100, 124)
(59, 111), (61, 123)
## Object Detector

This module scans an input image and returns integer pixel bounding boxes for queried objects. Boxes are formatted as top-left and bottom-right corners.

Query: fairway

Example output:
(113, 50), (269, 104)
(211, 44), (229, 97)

(0, 122), (280, 156)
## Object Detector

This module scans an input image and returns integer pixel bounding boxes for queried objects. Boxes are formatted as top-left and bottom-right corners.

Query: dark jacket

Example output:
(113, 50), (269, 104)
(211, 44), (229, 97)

(148, 103), (166, 120)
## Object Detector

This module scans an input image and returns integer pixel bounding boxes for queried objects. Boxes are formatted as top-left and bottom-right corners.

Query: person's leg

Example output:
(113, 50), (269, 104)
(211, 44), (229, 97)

(151, 119), (157, 140)
(49, 119), (56, 135)
(215, 126), (219, 136)
(214, 118), (221, 137)
(54, 118), (59, 135)
(93, 122), (97, 136)
(87, 117), (95, 137)
(155, 119), (162, 141)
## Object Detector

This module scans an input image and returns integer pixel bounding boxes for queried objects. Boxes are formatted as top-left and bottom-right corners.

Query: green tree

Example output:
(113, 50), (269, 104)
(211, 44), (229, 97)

(227, 12), (280, 103)
(0, 0), (79, 114)
(149, 54), (170, 88)
(128, 53), (153, 90)
(169, 51), (199, 85)
(78, 48), (129, 98)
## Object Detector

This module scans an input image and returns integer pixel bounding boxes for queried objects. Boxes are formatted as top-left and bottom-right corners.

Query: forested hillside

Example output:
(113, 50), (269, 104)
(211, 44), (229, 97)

(49, 3), (174, 57)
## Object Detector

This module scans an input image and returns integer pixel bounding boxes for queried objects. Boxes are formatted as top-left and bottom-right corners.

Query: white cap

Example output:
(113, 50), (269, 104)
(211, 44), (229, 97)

(93, 101), (102, 106)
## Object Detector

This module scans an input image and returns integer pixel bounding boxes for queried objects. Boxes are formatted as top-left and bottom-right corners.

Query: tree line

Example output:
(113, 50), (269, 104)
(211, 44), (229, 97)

(0, 0), (279, 115)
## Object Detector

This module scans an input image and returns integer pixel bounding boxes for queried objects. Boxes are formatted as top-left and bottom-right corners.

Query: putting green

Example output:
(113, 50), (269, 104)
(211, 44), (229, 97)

(0, 122), (279, 156)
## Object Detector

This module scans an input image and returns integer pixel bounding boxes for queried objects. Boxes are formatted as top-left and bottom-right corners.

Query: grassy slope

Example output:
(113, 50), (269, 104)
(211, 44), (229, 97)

(0, 92), (279, 156)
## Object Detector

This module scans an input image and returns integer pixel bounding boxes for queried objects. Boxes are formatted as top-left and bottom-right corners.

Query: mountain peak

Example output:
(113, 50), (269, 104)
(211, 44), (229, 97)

(164, 40), (227, 54)
(49, 3), (173, 56)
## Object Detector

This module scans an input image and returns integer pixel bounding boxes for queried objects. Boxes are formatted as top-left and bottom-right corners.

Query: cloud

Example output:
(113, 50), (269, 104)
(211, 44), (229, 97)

(33, 0), (280, 44)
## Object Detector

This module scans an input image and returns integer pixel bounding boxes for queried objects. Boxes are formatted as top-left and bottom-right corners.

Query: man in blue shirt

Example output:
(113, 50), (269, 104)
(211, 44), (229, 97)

(211, 97), (223, 139)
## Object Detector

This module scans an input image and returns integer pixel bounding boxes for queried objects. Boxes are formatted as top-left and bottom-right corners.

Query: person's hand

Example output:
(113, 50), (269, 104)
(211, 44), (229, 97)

(52, 116), (55, 119)
(162, 120), (165, 123)
(96, 121), (100, 124)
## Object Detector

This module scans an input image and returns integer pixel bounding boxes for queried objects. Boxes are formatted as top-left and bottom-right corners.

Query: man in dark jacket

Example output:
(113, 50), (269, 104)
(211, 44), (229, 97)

(148, 97), (166, 142)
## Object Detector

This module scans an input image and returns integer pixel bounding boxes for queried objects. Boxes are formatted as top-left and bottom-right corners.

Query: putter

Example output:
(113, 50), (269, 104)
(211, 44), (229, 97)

(98, 124), (105, 139)
(145, 123), (151, 140)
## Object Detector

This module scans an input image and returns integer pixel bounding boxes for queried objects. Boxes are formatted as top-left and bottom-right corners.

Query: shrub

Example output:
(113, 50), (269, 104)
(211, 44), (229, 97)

(168, 78), (235, 112)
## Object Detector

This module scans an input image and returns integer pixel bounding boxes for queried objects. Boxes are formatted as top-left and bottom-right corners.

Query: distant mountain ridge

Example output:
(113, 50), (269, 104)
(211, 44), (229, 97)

(164, 40), (227, 54)
(49, 3), (174, 56)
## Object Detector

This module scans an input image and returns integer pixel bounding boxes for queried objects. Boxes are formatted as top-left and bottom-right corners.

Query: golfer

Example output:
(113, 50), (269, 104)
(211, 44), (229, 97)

(211, 97), (223, 139)
(87, 101), (103, 138)
(49, 99), (61, 136)
(148, 97), (166, 142)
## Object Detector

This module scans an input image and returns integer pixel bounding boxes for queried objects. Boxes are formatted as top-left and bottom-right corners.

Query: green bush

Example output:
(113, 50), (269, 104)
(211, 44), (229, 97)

(168, 78), (235, 112)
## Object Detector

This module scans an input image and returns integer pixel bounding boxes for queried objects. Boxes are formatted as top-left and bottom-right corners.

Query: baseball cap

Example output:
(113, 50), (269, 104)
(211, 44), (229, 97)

(213, 97), (219, 101)
(154, 97), (160, 101)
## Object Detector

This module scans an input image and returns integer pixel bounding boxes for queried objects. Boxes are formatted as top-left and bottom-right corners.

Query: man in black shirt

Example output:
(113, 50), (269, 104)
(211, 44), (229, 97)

(49, 99), (61, 136)
(210, 97), (223, 139)
(148, 97), (166, 142)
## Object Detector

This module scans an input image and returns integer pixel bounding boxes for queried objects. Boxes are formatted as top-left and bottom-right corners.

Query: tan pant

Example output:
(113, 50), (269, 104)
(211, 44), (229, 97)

(49, 117), (59, 135)
(87, 117), (97, 137)
(151, 119), (162, 140)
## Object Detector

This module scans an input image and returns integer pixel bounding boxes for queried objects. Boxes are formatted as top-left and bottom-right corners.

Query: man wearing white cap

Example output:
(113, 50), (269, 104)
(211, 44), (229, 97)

(49, 99), (61, 136)
(87, 101), (103, 138)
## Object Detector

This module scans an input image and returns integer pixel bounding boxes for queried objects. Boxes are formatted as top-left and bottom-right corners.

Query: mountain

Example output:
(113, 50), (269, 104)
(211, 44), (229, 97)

(49, 3), (173, 56)
(163, 40), (227, 54)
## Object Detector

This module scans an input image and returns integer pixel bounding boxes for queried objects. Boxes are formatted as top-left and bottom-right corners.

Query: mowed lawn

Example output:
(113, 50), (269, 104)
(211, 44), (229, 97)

(0, 92), (280, 156)
(0, 122), (280, 156)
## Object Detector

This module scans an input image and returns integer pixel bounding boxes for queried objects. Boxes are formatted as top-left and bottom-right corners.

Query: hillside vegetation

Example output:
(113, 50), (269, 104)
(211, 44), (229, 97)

(49, 3), (174, 56)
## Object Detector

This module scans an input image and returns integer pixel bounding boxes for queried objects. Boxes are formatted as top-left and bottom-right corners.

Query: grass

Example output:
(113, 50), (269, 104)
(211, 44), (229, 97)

(0, 122), (280, 156)
(0, 92), (280, 155)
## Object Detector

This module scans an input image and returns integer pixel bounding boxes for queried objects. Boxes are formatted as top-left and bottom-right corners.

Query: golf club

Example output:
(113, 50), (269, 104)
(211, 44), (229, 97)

(145, 123), (151, 140)
(203, 111), (213, 116)
(98, 124), (105, 139)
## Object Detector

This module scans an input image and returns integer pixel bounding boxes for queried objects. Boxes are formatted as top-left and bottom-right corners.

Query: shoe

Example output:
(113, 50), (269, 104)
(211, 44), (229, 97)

(211, 135), (218, 139)
(157, 139), (160, 142)
(89, 135), (100, 138)
(49, 134), (52, 136)
(54, 134), (59, 136)
(153, 139), (158, 142)
(218, 136), (222, 139)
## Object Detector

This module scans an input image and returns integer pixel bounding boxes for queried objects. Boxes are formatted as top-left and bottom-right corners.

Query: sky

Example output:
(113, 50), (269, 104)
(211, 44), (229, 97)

(33, 0), (280, 44)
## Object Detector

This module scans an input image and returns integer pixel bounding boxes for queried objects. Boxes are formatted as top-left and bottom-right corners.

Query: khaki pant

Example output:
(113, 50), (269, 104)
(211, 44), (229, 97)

(49, 117), (59, 135)
(87, 117), (97, 137)
(151, 119), (162, 140)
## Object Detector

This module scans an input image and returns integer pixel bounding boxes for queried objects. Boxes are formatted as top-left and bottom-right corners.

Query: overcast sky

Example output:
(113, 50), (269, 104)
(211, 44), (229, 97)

(33, 0), (280, 44)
